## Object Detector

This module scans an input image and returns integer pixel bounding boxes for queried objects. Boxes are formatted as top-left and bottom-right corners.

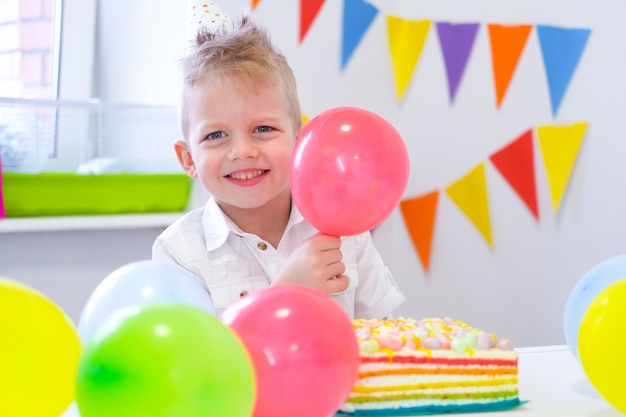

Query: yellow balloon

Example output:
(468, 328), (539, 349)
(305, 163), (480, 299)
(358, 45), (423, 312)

(579, 278), (626, 414)
(0, 278), (82, 417)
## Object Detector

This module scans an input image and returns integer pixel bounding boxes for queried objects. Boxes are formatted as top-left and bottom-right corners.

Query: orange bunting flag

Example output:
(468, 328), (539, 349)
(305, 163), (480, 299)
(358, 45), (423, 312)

(536, 121), (588, 213)
(387, 15), (431, 101)
(445, 162), (493, 247)
(489, 129), (539, 221)
(400, 191), (439, 272)
(251, 0), (261, 10)
(300, 0), (327, 43)
(488, 24), (532, 109)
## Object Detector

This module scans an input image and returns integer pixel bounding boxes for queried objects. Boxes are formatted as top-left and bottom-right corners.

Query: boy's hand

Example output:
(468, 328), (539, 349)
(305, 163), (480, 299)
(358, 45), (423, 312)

(274, 233), (349, 294)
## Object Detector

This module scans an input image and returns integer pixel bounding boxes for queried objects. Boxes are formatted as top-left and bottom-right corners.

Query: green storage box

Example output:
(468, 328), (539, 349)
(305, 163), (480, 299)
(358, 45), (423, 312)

(2, 173), (192, 217)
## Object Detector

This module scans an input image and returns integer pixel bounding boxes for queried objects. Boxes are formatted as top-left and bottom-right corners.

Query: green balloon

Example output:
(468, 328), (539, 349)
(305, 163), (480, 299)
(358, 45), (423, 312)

(75, 303), (255, 417)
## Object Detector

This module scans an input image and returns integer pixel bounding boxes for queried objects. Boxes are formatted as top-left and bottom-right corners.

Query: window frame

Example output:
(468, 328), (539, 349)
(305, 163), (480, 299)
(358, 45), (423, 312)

(56, 0), (97, 101)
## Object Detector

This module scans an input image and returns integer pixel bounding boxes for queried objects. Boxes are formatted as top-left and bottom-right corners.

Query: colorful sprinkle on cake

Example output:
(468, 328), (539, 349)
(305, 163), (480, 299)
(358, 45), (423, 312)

(338, 317), (522, 415)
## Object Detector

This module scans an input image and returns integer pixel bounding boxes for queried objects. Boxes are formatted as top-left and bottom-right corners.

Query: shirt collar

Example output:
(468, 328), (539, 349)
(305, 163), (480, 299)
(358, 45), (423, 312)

(201, 196), (307, 252)
(288, 200), (305, 226)
(201, 197), (234, 251)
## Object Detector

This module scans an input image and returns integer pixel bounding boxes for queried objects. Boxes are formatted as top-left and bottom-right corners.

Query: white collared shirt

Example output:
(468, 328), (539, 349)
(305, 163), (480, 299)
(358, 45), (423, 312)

(152, 197), (405, 318)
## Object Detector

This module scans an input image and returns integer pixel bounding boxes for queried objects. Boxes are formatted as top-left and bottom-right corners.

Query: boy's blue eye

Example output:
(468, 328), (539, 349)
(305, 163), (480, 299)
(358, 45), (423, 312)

(206, 131), (225, 140)
(255, 125), (273, 133)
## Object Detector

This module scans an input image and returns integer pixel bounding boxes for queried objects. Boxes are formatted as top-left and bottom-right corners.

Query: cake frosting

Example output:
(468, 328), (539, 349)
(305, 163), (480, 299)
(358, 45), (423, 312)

(338, 317), (522, 415)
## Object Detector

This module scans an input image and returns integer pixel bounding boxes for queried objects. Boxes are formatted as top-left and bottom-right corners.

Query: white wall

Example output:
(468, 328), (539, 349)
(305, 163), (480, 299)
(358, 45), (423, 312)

(0, 228), (165, 322)
(92, 0), (187, 105)
(3, 0), (625, 347)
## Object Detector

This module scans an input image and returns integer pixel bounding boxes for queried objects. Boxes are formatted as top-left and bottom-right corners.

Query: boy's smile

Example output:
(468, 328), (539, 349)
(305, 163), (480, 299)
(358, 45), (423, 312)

(225, 168), (270, 184)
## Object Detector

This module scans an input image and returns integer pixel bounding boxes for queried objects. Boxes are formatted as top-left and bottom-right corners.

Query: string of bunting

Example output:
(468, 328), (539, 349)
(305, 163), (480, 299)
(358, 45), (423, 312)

(253, 0), (591, 117)
(400, 122), (588, 272)
(249, 0), (592, 272)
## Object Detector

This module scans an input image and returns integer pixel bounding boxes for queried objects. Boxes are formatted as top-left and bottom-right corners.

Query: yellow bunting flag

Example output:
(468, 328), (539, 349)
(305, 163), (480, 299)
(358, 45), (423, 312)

(445, 162), (493, 247)
(536, 121), (588, 213)
(387, 15), (431, 101)
(400, 190), (439, 272)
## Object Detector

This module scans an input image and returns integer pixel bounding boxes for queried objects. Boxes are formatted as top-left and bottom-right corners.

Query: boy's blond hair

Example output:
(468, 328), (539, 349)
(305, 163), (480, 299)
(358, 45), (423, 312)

(179, 15), (302, 140)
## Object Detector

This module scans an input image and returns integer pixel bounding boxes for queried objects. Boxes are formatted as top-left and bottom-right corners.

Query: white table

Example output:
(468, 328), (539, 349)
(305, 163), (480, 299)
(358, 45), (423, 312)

(485, 345), (621, 417)
(62, 345), (623, 417)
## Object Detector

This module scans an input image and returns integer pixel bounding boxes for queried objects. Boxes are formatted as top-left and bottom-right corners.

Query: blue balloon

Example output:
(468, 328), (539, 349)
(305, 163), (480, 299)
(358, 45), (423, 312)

(78, 260), (216, 343)
(564, 255), (626, 360)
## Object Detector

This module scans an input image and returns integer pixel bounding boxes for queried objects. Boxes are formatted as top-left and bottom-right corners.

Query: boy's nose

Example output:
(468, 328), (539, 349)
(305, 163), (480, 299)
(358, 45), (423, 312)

(228, 136), (259, 160)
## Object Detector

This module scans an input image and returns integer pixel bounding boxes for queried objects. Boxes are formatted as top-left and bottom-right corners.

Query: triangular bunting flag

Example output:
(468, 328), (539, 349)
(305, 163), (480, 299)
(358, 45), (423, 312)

(489, 129), (539, 221)
(400, 191), (439, 272)
(387, 15), (431, 101)
(300, 0), (327, 43)
(445, 162), (493, 247)
(536, 121), (588, 213)
(436, 22), (480, 103)
(536, 25), (591, 117)
(487, 24), (532, 108)
(251, 0), (261, 10)
(341, 0), (379, 70)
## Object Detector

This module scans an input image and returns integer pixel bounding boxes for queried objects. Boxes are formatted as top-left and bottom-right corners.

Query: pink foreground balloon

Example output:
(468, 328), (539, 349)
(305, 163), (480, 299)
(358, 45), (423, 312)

(291, 106), (410, 236)
(221, 285), (360, 417)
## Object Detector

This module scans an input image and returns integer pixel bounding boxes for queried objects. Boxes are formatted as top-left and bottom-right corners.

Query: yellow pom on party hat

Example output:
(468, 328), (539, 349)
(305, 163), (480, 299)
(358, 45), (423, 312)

(187, 1), (231, 39)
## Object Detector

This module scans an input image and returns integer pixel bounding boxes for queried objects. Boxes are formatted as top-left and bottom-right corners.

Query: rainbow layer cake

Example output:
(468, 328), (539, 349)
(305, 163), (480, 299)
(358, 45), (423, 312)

(338, 317), (522, 415)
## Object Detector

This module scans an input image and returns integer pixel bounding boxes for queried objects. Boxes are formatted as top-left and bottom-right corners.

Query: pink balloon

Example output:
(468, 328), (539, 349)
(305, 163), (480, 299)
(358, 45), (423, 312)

(221, 285), (359, 417)
(291, 106), (410, 236)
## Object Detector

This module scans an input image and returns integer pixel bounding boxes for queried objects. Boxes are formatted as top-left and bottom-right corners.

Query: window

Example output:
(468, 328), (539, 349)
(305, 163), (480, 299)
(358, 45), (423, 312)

(0, 0), (180, 175)
(0, 0), (60, 100)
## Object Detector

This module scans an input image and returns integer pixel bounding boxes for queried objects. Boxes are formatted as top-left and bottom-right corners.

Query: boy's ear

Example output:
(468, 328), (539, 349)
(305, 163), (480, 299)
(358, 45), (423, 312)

(295, 123), (305, 141)
(174, 139), (198, 178)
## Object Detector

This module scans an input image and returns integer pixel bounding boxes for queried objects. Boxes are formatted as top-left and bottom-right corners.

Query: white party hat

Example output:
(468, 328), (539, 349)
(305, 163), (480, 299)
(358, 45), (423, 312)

(187, 1), (231, 40)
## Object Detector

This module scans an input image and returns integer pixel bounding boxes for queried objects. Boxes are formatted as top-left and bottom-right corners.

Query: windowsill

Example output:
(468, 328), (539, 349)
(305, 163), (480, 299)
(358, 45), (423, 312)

(0, 212), (184, 233)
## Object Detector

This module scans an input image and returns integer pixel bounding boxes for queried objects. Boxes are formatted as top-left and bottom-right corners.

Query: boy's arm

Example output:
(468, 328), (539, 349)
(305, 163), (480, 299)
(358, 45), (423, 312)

(274, 233), (350, 294)
(353, 232), (405, 319)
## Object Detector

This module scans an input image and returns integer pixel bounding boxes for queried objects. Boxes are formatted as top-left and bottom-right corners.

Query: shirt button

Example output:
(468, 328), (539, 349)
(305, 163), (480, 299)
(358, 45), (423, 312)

(240, 290), (249, 297)
(257, 242), (268, 250)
